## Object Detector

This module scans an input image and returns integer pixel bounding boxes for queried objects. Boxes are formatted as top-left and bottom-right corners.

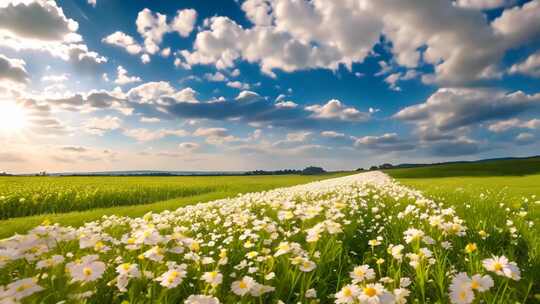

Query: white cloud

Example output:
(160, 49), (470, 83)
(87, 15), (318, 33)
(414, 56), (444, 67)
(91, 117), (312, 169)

(136, 8), (169, 55)
(488, 118), (540, 132)
(275, 101), (298, 109)
(456, 0), (510, 9)
(321, 131), (345, 138)
(395, 88), (540, 138)
(126, 81), (199, 105)
(509, 51), (540, 77)
(123, 128), (188, 142)
(41, 73), (68, 83)
(204, 72), (228, 82)
(515, 132), (534, 144)
(102, 31), (142, 54)
(83, 115), (121, 136)
(114, 66), (142, 85)
(226, 81), (250, 90)
(354, 133), (415, 152)
(140, 117), (160, 123)
(179, 0), (540, 86)
(141, 54), (151, 64)
(171, 9), (197, 37)
(0, 54), (28, 83)
(286, 131), (311, 142)
(88, 0), (96, 7)
(305, 99), (370, 122)
(0, 0), (106, 73)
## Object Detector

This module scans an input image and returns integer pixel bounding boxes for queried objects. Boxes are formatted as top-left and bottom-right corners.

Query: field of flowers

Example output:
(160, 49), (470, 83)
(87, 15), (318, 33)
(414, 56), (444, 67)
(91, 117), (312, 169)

(0, 171), (538, 303)
(0, 175), (340, 220)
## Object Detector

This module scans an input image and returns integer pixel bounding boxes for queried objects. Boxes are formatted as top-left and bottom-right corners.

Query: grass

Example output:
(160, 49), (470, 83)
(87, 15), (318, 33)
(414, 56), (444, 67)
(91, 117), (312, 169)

(0, 173), (350, 238)
(385, 156), (540, 178)
(385, 159), (540, 301)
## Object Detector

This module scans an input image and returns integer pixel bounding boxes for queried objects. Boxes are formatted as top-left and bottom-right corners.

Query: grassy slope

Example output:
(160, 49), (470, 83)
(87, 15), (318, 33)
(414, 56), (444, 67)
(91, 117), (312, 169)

(0, 173), (349, 238)
(386, 158), (540, 287)
(385, 157), (540, 204)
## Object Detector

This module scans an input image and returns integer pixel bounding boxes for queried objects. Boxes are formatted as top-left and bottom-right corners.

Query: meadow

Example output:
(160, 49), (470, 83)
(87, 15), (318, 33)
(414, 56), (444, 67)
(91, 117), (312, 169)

(0, 174), (348, 238)
(0, 159), (539, 303)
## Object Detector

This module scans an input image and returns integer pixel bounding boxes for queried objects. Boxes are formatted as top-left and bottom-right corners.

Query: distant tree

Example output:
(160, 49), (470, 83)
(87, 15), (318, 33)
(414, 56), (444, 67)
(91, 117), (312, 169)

(355, 168), (364, 171)
(379, 163), (394, 169)
(302, 166), (326, 175)
(369, 166), (378, 170)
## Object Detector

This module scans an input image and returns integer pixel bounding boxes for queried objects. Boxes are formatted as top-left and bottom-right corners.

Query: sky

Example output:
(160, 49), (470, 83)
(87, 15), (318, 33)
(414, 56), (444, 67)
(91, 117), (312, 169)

(0, 0), (539, 173)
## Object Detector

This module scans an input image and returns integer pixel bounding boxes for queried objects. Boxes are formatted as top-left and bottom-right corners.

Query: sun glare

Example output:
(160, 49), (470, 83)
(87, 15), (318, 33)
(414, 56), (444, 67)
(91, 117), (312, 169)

(0, 101), (28, 132)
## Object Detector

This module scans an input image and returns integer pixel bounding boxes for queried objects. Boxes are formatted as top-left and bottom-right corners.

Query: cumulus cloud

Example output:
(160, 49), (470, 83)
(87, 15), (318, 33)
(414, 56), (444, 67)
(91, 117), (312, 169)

(126, 81), (198, 104)
(83, 115), (122, 136)
(305, 99), (370, 122)
(102, 31), (143, 54)
(488, 118), (540, 132)
(0, 54), (28, 83)
(394, 88), (540, 135)
(123, 128), (188, 142)
(354, 133), (415, 152)
(456, 0), (511, 9)
(0, 0), (106, 74)
(114, 66), (142, 85)
(133, 8), (197, 57)
(509, 51), (540, 77)
(179, 0), (540, 86)
(171, 9), (197, 37)
(515, 132), (535, 144)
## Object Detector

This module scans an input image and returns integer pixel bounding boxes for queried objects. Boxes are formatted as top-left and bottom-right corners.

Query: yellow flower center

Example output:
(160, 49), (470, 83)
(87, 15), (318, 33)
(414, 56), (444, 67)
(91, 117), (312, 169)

(493, 262), (503, 271)
(471, 280), (480, 290)
(239, 281), (248, 289)
(459, 290), (467, 300)
(83, 267), (93, 277)
(16, 284), (31, 292)
(364, 287), (377, 297)
(343, 287), (352, 297)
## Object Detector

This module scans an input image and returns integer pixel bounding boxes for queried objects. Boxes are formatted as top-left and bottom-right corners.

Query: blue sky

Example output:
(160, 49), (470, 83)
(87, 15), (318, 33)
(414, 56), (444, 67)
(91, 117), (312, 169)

(0, 0), (539, 173)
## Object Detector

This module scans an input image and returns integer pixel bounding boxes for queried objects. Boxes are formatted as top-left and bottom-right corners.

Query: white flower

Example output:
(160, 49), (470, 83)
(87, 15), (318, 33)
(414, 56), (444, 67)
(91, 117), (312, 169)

(142, 246), (165, 262)
(2, 278), (43, 300)
(449, 274), (475, 304)
(274, 242), (291, 257)
(393, 288), (410, 304)
(184, 294), (220, 304)
(482, 256), (521, 280)
(403, 228), (425, 244)
(358, 283), (394, 304)
(470, 274), (494, 292)
(201, 271), (223, 287)
(66, 255), (106, 283)
(350, 265), (375, 283)
(299, 259), (316, 272)
(305, 288), (317, 298)
(116, 263), (140, 278)
(156, 264), (187, 288)
(335, 284), (360, 304)
(231, 276), (255, 296)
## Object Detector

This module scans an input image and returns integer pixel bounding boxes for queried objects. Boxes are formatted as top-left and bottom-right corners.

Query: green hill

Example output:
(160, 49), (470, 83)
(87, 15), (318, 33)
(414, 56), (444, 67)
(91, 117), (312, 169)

(385, 156), (540, 178)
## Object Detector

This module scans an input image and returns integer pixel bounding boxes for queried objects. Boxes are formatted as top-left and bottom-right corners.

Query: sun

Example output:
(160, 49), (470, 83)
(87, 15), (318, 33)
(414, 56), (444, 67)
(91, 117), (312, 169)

(0, 101), (28, 132)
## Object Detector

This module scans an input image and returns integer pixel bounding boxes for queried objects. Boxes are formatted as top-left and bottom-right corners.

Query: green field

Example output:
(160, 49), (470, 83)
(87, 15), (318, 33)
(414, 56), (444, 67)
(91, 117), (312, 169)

(0, 173), (349, 238)
(386, 158), (540, 300)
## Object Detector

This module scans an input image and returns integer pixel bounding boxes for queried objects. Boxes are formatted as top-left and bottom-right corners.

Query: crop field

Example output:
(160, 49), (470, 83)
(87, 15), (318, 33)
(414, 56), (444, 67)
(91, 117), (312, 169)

(0, 166), (539, 303)
(0, 174), (349, 238)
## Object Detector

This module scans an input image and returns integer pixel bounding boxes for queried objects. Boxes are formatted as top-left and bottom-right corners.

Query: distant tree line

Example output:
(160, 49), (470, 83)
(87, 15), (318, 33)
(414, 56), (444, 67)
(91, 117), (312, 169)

(245, 166), (326, 175)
